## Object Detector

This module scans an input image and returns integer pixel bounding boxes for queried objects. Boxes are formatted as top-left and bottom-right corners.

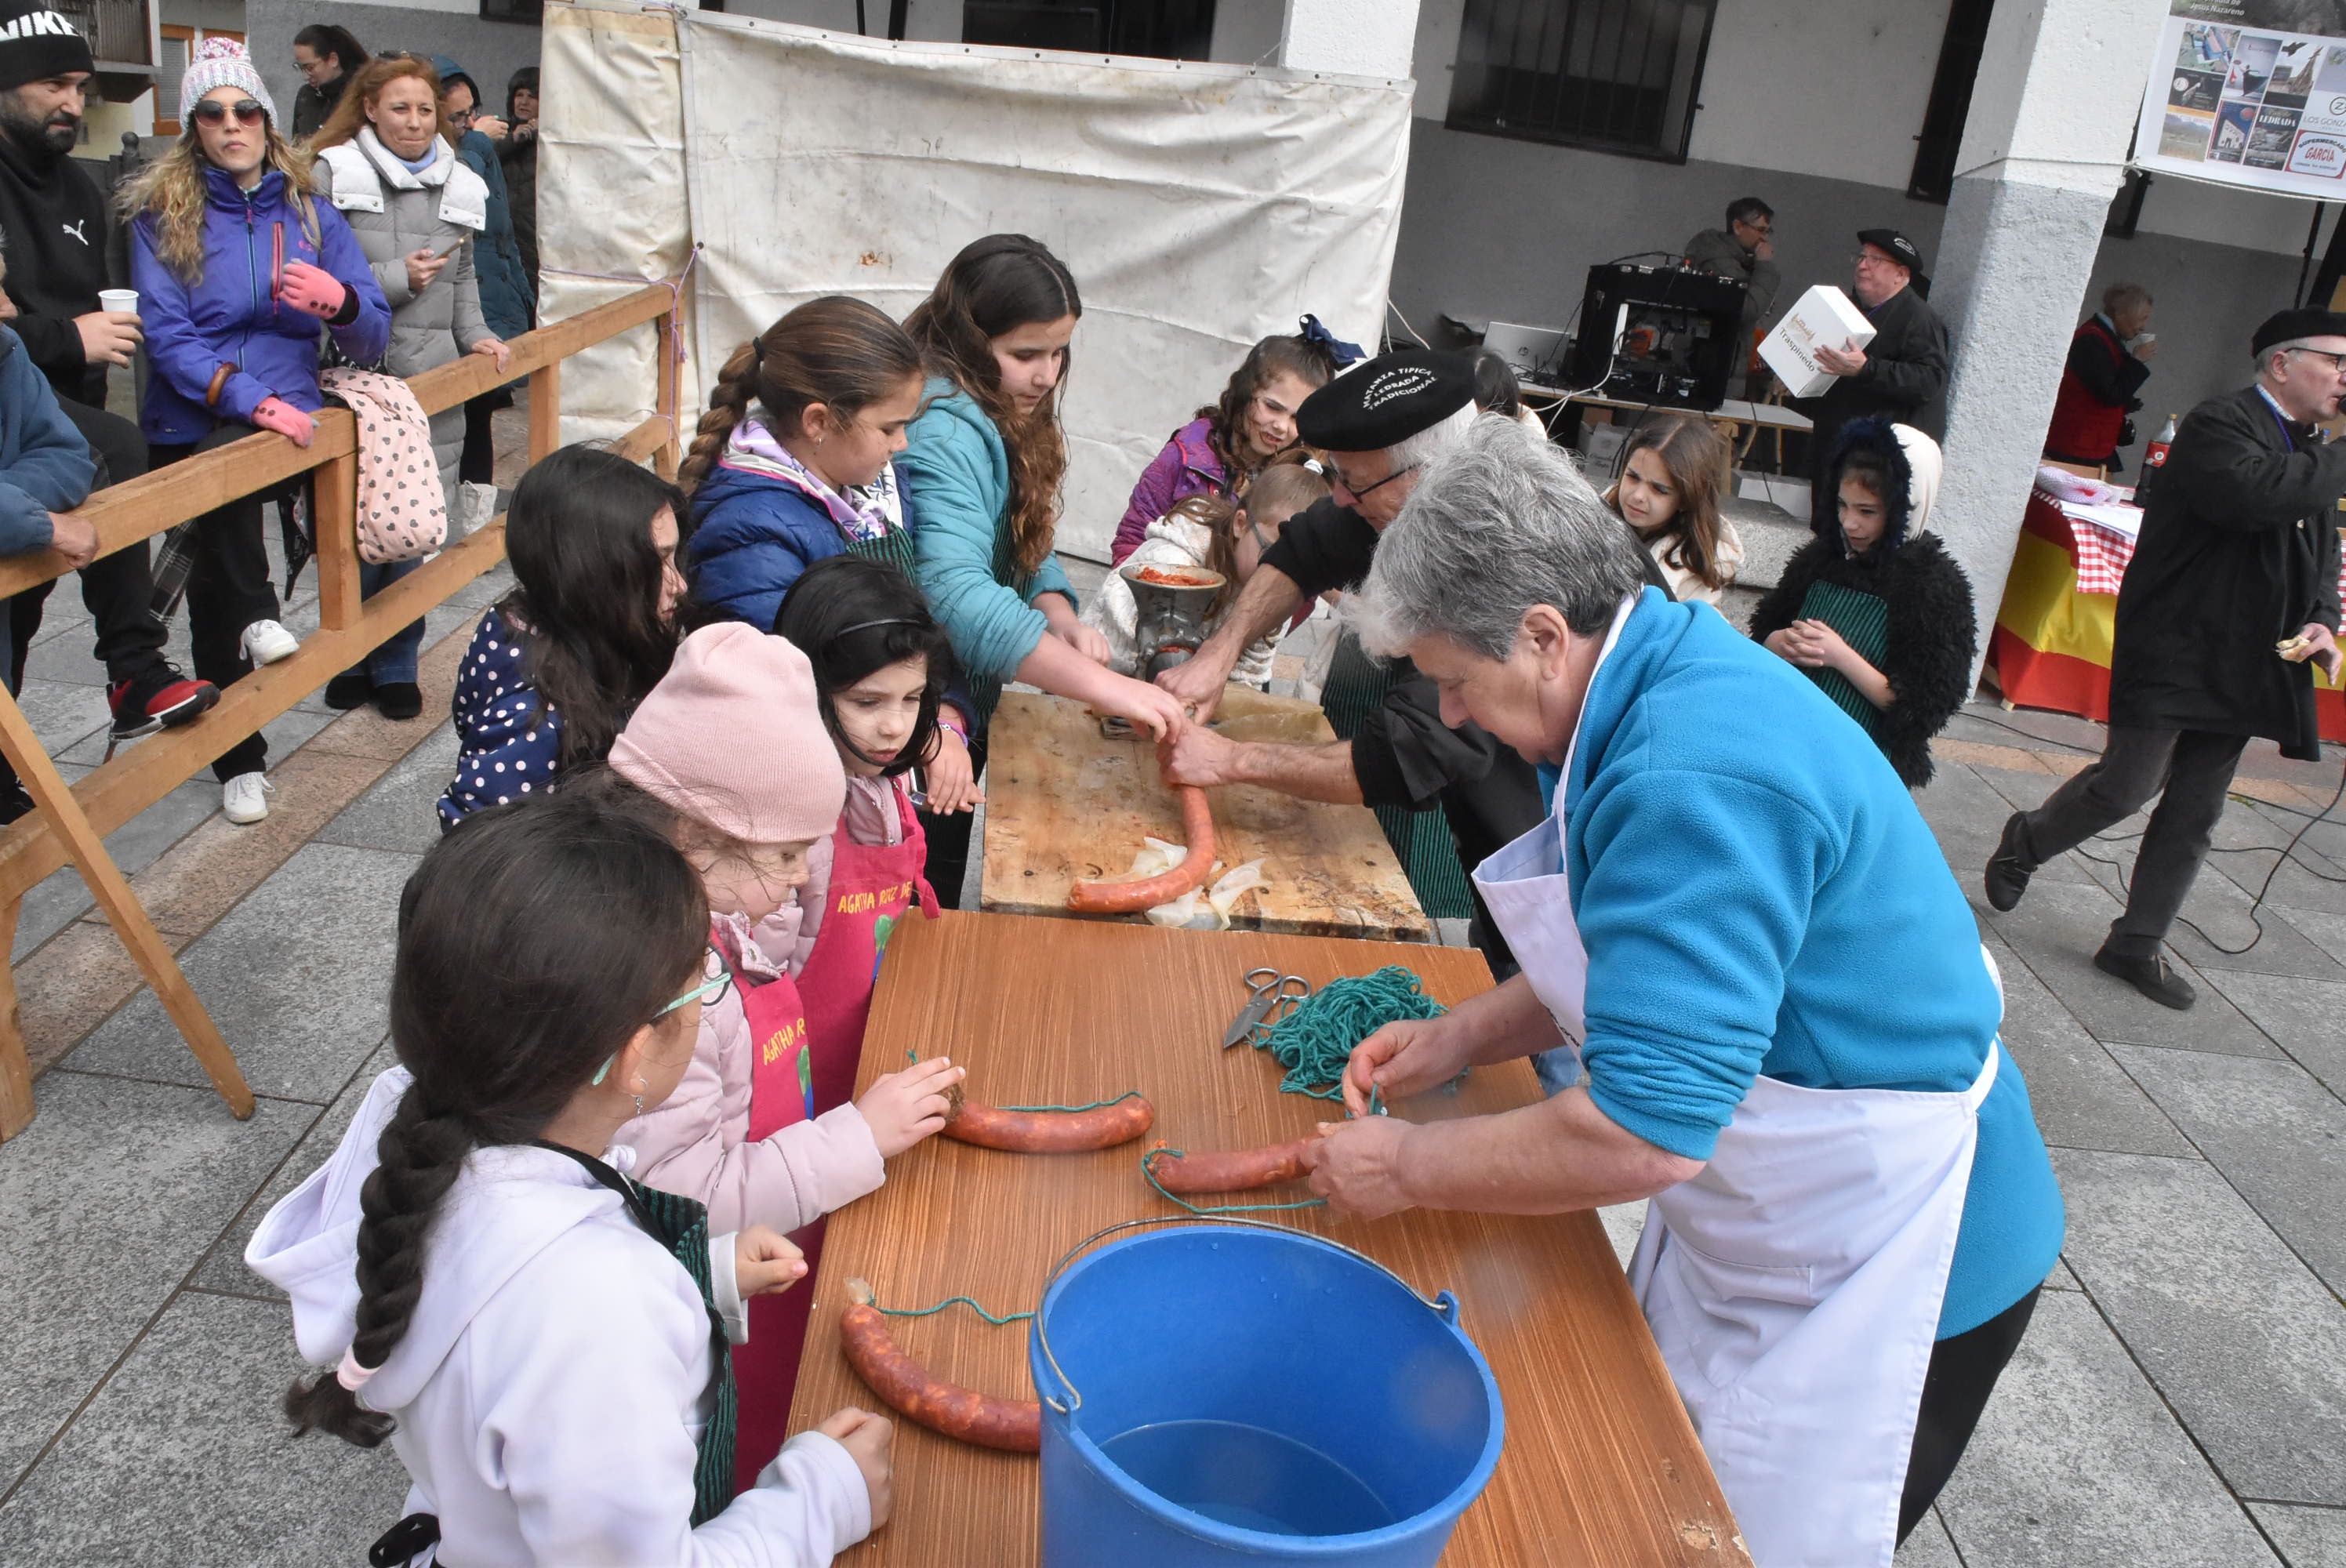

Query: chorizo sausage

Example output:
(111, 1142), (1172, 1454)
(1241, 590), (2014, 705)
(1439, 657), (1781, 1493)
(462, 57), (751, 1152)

(1144, 1135), (1319, 1194)
(1067, 786), (1217, 913)
(840, 1279), (1040, 1453)
(941, 1083), (1156, 1152)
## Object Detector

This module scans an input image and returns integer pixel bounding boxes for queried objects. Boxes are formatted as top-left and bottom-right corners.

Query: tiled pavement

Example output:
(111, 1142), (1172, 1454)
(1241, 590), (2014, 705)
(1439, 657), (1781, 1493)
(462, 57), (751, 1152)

(3, 557), (2345, 1568)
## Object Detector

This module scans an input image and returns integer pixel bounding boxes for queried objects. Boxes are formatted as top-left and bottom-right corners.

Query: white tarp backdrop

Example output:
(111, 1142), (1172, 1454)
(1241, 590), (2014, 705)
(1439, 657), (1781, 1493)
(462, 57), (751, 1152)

(2135, 1), (2346, 199)
(539, 1), (1414, 561)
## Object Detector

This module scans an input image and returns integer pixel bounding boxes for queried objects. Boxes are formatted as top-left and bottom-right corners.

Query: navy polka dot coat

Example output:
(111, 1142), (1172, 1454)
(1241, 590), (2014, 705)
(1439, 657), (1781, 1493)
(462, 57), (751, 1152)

(438, 608), (561, 831)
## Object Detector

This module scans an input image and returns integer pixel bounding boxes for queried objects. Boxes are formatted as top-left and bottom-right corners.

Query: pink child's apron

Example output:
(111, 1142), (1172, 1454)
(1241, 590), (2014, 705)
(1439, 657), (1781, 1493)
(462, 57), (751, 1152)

(795, 782), (939, 1116)
(721, 916), (822, 1491)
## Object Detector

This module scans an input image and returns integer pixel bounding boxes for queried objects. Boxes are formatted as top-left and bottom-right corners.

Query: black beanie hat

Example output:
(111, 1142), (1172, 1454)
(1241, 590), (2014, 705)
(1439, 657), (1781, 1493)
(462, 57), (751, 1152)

(1294, 349), (1476, 453)
(2251, 307), (2346, 359)
(0, 2), (94, 94)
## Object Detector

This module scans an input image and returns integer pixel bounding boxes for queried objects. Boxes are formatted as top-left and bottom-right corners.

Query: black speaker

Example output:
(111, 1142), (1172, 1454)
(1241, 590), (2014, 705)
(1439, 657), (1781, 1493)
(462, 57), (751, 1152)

(1562, 263), (1749, 412)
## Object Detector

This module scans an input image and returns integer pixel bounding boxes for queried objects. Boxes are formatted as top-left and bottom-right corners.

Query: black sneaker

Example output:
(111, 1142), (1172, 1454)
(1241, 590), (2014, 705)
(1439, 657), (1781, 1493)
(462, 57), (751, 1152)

(2094, 945), (2197, 1010)
(373, 682), (423, 721)
(324, 672), (373, 710)
(1984, 812), (2036, 913)
(108, 663), (220, 741)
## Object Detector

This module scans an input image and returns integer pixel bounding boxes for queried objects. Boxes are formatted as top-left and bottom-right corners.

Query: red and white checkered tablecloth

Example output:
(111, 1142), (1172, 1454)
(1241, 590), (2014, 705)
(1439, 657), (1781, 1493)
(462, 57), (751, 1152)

(2038, 488), (2346, 605)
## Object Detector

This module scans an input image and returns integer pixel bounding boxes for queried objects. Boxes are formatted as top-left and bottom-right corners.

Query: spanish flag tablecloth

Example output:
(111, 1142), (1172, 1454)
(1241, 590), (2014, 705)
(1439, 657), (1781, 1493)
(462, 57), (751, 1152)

(1988, 488), (2346, 739)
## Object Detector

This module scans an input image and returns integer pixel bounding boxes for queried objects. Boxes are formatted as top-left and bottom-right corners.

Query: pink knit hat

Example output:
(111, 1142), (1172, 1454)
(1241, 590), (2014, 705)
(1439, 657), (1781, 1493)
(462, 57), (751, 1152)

(609, 623), (846, 844)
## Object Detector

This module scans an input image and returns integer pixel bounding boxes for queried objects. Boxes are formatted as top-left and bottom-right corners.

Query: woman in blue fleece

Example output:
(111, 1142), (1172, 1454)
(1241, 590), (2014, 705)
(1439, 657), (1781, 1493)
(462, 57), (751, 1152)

(1306, 417), (2063, 1567)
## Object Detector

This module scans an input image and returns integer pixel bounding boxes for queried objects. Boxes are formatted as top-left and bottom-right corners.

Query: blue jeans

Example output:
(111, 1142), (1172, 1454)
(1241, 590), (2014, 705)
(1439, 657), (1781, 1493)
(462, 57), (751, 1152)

(358, 557), (423, 684)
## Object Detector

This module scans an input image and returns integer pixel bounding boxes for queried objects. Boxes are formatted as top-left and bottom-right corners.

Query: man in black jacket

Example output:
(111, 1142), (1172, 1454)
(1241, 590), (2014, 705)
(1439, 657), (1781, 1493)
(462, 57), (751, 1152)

(0, 2), (215, 817)
(1986, 308), (2346, 1009)
(1152, 352), (1669, 975)
(1792, 229), (1950, 476)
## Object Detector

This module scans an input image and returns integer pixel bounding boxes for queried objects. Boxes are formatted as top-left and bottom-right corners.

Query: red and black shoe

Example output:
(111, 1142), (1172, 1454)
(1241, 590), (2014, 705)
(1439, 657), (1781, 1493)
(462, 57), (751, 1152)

(108, 664), (220, 741)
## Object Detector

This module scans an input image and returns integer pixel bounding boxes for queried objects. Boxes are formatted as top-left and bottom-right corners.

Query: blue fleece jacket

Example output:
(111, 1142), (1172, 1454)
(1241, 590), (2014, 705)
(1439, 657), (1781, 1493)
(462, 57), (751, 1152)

(896, 380), (1077, 681)
(688, 459), (921, 632)
(1566, 590), (2064, 1338)
(0, 327), (92, 557)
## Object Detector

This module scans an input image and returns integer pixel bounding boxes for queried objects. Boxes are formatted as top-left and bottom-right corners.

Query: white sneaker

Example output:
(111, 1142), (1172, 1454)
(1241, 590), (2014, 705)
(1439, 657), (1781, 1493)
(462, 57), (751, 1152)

(221, 771), (274, 825)
(241, 619), (299, 666)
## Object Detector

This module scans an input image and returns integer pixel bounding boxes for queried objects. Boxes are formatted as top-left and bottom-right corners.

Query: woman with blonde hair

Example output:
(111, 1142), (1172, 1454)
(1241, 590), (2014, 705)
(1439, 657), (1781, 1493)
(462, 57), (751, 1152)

(309, 53), (511, 720)
(1607, 413), (1744, 606)
(122, 38), (387, 823)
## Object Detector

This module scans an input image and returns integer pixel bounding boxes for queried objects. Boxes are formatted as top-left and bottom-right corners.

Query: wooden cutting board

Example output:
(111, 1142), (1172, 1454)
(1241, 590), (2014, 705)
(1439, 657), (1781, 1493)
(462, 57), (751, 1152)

(980, 688), (1432, 942)
(784, 911), (1749, 1566)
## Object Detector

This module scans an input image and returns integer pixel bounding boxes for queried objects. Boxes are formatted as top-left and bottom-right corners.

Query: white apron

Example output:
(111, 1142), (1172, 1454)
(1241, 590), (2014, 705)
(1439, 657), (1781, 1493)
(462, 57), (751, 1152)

(1469, 597), (1998, 1567)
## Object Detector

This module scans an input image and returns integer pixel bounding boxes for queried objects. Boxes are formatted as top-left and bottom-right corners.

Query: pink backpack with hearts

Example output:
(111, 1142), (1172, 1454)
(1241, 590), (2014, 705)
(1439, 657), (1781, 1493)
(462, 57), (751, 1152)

(320, 368), (448, 564)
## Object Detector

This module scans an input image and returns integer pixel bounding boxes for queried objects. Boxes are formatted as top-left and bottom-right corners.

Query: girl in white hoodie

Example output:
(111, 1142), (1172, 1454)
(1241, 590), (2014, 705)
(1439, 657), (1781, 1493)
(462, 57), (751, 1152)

(249, 788), (893, 1566)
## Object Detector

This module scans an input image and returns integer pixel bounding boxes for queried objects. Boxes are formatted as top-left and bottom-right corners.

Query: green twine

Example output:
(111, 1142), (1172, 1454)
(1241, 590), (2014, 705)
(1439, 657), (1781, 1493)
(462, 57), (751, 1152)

(907, 1046), (1141, 1114)
(1142, 1145), (1328, 1216)
(865, 1291), (1033, 1326)
(1252, 966), (1446, 1102)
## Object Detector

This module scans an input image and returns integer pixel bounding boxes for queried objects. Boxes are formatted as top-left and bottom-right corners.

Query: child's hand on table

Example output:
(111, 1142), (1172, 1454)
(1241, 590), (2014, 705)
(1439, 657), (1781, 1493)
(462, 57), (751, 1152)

(857, 1056), (965, 1156)
(817, 1407), (895, 1528)
(922, 726), (985, 814)
(735, 1225), (808, 1296)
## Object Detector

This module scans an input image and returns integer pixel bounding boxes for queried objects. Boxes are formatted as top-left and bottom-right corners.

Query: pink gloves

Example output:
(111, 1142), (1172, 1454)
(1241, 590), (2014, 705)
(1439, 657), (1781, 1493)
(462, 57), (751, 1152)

(252, 397), (315, 448)
(278, 261), (347, 321)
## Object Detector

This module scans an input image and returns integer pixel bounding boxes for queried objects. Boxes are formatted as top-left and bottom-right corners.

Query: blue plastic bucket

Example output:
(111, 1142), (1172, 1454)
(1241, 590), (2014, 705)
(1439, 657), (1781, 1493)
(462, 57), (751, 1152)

(1030, 1218), (1504, 1566)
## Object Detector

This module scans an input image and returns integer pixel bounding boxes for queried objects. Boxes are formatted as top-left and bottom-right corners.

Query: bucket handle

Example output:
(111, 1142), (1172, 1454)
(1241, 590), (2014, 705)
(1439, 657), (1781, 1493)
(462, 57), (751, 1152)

(1030, 1214), (1458, 1416)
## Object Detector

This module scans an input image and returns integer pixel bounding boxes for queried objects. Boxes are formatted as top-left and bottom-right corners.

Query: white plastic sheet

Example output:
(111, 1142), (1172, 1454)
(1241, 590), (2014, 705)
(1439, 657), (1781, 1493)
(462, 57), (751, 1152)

(540, 2), (1413, 559)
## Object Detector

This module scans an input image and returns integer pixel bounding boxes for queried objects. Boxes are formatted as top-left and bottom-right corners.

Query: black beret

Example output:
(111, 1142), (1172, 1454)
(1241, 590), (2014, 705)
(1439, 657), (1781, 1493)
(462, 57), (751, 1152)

(1856, 229), (1924, 273)
(1294, 349), (1476, 453)
(2253, 307), (2346, 358)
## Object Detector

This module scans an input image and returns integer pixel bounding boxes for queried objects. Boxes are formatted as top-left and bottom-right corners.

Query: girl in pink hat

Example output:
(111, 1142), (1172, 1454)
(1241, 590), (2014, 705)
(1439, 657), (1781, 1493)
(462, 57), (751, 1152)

(590, 620), (964, 1487)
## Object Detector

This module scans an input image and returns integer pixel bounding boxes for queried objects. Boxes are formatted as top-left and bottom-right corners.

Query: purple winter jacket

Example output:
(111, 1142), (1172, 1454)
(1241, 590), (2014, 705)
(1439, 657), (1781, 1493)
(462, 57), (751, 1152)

(1111, 416), (1227, 563)
(131, 163), (390, 445)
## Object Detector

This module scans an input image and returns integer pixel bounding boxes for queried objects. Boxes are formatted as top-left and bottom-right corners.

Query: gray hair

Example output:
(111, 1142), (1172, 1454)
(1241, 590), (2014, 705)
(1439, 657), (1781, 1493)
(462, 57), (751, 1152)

(1352, 415), (1647, 661)
(2101, 281), (2152, 316)
(1385, 401), (1477, 474)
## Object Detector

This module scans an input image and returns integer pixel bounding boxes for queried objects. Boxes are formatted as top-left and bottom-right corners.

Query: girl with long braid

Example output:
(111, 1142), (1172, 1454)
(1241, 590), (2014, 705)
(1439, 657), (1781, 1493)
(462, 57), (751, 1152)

(248, 790), (893, 1565)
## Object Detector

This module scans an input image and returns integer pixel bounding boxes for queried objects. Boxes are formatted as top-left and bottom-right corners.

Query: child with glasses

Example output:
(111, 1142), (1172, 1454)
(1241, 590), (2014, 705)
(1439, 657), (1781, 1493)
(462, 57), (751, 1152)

(580, 621), (963, 1486)
(248, 788), (893, 1565)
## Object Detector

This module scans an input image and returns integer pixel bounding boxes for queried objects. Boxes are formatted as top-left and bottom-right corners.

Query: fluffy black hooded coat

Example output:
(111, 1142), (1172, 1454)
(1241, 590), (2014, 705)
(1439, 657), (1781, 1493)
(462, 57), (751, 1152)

(1748, 419), (1976, 786)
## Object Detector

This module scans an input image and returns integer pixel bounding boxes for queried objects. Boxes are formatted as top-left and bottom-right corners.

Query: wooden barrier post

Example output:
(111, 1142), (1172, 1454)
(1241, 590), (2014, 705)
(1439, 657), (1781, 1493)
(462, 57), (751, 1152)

(528, 360), (561, 464)
(312, 437), (362, 633)
(654, 310), (682, 480)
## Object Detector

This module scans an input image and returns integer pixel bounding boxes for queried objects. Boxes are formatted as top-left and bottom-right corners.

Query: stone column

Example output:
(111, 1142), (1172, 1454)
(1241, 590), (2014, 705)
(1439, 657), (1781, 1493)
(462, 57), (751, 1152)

(1279, 0), (1420, 78)
(1931, 0), (2170, 676)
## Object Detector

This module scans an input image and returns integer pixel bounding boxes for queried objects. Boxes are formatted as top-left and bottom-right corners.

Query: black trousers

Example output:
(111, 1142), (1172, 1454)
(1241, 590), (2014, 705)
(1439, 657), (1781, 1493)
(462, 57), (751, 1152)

(459, 389), (509, 487)
(9, 399), (170, 688)
(2014, 726), (2250, 954)
(1898, 1284), (2042, 1541)
(150, 427), (281, 782)
(919, 735), (984, 910)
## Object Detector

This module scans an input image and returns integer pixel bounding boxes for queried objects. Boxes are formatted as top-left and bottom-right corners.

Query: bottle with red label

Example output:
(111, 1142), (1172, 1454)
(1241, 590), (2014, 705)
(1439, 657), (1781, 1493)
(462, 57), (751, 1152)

(2135, 413), (2176, 507)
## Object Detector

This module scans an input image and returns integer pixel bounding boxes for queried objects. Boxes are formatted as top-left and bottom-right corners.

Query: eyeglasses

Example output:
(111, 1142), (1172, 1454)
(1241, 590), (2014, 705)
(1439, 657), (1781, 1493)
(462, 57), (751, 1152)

(192, 99), (266, 128)
(1331, 461), (1418, 501)
(2290, 346), (2346, 376)
(587, 953), (734, 1087)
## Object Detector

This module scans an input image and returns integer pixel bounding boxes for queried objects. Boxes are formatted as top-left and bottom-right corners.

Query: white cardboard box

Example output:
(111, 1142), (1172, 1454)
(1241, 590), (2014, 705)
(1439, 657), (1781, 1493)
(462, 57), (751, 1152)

(1760, 285), (1876, 399)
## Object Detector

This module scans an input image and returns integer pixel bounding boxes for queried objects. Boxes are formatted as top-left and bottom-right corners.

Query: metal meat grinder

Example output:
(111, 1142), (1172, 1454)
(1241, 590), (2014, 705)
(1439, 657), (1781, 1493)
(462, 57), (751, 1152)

(1121, 560), (1226, 680)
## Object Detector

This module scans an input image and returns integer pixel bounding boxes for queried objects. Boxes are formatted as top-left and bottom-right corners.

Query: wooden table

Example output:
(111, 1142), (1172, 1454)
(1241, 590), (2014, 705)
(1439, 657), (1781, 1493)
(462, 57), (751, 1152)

(786, 911), (1749, 1565)
(981, 688), (1432, 942)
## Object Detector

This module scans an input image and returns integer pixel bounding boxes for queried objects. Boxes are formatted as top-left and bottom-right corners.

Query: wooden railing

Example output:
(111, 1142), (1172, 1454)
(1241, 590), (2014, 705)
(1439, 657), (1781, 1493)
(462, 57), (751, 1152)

(0, 281), (685, 1141)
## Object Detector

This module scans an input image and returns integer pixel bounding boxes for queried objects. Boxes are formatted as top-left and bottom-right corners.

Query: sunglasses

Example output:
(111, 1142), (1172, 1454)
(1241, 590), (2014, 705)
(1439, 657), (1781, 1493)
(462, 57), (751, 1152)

(192, 99), (267, 128)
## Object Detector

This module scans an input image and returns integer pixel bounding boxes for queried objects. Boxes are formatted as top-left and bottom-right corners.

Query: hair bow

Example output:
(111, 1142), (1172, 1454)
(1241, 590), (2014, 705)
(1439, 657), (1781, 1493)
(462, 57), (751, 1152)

(1298, 314), (1364, 367)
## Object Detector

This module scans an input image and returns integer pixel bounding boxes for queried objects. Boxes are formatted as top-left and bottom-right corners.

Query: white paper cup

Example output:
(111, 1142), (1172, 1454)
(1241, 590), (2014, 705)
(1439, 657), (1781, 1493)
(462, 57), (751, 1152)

(98, 289), (139, 317)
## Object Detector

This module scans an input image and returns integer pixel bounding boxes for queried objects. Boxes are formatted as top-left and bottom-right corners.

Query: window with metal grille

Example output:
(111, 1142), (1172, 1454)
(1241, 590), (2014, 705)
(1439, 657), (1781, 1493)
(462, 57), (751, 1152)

(1447, 0), (1716, 162)
(963, 0), (1216, 60)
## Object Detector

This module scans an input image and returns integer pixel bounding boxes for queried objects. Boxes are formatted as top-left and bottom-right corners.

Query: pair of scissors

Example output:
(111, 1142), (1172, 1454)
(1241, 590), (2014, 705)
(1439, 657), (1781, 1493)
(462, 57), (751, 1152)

(1222, 967), (1310, 1048)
